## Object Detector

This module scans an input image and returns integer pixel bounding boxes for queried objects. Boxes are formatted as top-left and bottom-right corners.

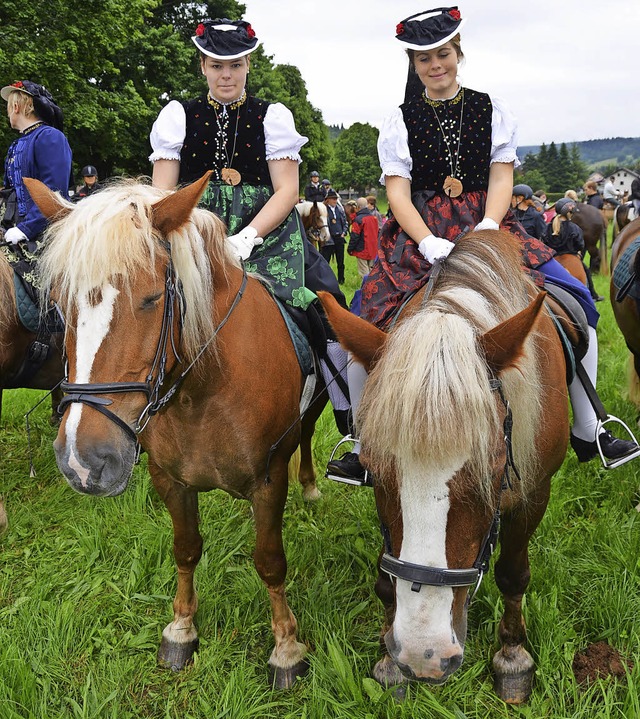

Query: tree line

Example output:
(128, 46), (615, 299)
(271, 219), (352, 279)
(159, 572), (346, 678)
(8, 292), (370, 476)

(516, 142), (590, 194)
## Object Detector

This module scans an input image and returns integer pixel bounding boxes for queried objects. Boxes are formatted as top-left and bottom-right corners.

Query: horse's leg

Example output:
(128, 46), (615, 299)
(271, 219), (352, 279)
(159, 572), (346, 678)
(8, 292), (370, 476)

(297, 388), (327, 501)
(252, 463), (308, 688)
(150, 463), (202, 671)
(372, 561), (407, 692)
(599, 225), (609, 277)
(492, 509), (540, 704)
(49, 385), (62, 426)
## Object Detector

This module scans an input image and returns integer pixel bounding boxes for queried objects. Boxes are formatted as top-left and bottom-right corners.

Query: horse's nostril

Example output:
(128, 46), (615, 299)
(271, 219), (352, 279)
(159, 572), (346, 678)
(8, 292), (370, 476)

(440, 654), (463, 674)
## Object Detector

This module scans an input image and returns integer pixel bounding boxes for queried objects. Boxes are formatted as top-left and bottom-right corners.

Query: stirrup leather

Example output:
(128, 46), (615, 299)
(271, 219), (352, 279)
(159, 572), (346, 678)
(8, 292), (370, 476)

(325, 434), (373, 487)
(597, 416), (640, 469)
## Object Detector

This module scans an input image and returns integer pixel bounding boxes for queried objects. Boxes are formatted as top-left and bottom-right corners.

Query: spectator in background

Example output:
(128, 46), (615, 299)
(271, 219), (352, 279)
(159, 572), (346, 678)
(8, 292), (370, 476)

(323, 188), (348, 283)
(511, 183), (546, 239)
(583, 180), (604, 210)
(366, 195), (384, 237)
(304, 170), (325, 202)
(74, 165), (103, 201)
(348, 196), (378, 278)
(603, 175), (620, 207)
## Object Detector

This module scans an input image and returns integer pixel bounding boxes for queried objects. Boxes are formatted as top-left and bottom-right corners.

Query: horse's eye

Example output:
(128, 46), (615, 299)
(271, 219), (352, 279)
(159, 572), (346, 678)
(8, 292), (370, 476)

(141, 292), (163, 310)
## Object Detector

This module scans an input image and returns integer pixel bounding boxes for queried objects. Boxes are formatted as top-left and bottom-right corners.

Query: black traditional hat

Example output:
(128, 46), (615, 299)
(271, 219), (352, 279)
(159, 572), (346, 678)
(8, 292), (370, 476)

(325, 189), (339, 200)
(395, 7), (466, 51)
(192, 18), (260, 60)
(1, 80), (64, 131)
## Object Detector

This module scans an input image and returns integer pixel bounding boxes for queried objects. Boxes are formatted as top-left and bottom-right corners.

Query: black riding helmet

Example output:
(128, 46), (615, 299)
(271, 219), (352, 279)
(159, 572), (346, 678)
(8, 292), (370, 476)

(512, 183), (533, 200)
(81, 165), (98, 177)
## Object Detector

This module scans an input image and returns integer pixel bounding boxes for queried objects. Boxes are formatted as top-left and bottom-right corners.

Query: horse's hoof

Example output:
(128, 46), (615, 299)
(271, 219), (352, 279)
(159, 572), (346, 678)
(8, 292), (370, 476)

(302, 485), (321, 502)
(492, 646), (534, 704)
(157, 636), (199, 672)
(269, 657), (309, 689)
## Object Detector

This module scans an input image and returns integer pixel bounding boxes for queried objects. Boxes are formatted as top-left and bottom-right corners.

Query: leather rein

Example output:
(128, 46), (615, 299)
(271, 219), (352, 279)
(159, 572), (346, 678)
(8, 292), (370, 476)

(377, 259), (522, 602)
(58, 241), (247, 447)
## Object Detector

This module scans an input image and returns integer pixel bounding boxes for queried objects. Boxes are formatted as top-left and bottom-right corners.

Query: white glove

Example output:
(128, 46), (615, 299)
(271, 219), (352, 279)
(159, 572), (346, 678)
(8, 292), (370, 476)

(4, 227), (28, 245)
(226, 226), (263, 261)
(417, 236), (455, 264)
(474, 217), (500, 232)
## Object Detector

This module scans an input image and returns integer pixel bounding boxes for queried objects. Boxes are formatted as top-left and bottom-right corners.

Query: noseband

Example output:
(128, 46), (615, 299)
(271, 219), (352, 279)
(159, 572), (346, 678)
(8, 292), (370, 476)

(58, 241), (247, 447)
(379, 377), (521, 602)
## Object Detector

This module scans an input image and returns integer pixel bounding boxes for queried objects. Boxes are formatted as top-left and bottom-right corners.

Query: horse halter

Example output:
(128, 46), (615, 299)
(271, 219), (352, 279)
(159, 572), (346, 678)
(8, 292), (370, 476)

(379, 377), (521, 603)
(57, 241), (247, 448)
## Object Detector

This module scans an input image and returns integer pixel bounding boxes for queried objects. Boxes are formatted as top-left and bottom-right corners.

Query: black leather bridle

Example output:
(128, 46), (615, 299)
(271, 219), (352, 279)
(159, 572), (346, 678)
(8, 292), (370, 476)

(378, 377), (521, 603)
(58, 242), (247, 447)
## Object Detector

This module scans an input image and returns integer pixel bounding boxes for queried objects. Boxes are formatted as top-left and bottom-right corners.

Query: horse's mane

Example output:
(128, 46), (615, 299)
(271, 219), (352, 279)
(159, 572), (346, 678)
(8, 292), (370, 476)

(359, 231), (542, 504)
(38, 179), (236, 362)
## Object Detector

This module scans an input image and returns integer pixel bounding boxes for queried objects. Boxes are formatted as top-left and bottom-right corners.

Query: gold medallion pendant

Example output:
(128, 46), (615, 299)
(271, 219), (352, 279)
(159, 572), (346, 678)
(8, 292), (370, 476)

(443, 176), (463, 198)
(221, 168), (241, 186)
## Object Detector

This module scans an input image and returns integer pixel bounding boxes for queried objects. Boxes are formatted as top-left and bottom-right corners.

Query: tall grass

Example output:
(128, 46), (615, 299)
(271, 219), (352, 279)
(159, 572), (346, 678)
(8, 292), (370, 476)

(1, 261), (639, 718)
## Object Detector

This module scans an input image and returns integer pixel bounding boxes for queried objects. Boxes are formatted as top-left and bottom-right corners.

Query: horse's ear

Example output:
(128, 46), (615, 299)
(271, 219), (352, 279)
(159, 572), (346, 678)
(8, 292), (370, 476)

(23, 178), (72, 222)
(151, 171), (213, 236)
(316, 291), (387, 372)
(479, 291), (546, 374)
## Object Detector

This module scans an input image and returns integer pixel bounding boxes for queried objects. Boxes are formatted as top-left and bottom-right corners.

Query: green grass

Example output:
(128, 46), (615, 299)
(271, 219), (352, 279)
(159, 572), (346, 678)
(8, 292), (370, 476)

(2, 267), (640, 718)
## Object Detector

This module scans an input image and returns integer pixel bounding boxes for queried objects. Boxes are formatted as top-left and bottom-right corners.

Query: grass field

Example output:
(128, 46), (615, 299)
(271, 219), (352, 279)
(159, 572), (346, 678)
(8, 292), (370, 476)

(2, 252), (640, 718)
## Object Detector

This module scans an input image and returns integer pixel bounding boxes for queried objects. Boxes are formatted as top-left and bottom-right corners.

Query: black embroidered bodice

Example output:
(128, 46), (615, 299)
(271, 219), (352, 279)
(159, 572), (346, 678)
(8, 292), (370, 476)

(401, 87), (493, 193)
(179, 95), (272, 186)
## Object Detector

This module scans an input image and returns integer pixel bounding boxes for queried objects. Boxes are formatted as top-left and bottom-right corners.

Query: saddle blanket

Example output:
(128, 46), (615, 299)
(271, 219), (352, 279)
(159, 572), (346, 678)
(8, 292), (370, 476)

(612, 237), (640, 300)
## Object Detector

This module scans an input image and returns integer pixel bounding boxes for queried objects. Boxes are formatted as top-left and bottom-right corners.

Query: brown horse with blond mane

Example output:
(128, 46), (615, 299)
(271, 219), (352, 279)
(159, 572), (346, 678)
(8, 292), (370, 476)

(25, 172), (323, 688)
(318, 229), (569, 703)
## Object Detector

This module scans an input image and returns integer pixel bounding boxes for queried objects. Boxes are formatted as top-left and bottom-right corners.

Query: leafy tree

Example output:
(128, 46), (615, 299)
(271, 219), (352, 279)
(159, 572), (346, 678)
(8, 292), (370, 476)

(0, 0), (330, 184)
(520, 169), (547, 193)
(330, 123), (380, 194)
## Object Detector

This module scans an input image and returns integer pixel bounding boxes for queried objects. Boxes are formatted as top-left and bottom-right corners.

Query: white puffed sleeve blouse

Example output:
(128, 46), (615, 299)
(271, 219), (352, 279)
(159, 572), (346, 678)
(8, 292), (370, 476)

(377, 92), (520, 185)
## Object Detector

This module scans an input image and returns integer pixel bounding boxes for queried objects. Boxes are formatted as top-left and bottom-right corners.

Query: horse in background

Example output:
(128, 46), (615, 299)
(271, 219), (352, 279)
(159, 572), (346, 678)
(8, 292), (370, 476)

(318, 230), (568, 704)
(295, 200), (329, 249)
(27, 173), (324, 689)
(613, 203), (637, 240)
(573, 203), (607, 275)
(610, 217), (640, 409)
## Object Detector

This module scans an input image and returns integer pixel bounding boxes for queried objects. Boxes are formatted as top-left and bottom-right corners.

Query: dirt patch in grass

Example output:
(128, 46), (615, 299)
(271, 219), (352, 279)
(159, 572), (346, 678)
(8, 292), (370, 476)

(572, 641), (633, 685)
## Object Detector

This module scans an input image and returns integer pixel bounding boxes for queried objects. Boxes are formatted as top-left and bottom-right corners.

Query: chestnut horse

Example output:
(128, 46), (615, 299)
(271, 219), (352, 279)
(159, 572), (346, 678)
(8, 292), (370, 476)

(26, 173), (323, 688)
(295, 200), (329, 249)
(555, 253), (588, 287)
(319, 230), (568, 703)
(610, 217), (640, 407)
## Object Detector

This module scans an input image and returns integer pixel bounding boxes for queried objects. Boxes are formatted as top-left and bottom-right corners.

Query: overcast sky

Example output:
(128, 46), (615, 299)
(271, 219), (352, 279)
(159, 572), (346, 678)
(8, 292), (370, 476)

(242, 0), (638, 147)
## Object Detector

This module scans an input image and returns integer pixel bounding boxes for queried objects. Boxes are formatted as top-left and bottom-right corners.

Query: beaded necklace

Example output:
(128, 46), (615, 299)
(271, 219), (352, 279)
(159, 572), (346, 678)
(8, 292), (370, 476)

(424, 87), (465, 197)
(208, 91), (246, 186)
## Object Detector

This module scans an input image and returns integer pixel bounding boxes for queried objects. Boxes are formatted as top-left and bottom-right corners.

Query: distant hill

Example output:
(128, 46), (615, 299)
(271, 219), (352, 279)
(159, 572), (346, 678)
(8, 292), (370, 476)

(517, 137), (640, 168)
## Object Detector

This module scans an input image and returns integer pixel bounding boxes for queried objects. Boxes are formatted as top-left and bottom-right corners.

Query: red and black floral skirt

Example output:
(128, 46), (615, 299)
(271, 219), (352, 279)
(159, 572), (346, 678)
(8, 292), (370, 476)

(360, 189), (555, 330)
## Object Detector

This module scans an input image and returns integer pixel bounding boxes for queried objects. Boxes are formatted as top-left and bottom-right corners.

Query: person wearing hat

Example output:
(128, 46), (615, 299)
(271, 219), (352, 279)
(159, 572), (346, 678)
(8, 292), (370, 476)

(1, 80), (72, 289)
(543, 198), (603, 302)
(149, 18), (352, 435)
(511, 183), (546, 239)
(323, 188), (348, 282)
(327, 6), (637, 482)
(74, 165), (103, 201)
(304, 171), (326, 202)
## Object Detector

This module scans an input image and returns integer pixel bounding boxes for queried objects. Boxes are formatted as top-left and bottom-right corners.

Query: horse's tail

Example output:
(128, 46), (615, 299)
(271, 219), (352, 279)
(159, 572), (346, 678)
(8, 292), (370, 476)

(359, 307), (499, 483)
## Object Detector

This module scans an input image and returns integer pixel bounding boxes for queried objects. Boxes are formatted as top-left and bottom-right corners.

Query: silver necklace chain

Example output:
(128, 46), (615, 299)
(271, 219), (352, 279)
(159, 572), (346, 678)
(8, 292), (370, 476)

(429, 88), (465, 179)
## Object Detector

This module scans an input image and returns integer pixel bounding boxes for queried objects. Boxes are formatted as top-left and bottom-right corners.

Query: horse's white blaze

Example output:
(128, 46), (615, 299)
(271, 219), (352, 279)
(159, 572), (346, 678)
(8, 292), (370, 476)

(393, 458), (465, 669)
(64, 284), (119, 458)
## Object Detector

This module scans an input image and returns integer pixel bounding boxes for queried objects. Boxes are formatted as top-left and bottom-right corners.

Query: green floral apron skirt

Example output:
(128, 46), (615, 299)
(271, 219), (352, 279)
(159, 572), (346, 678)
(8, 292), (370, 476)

(201, 182), (316, 310)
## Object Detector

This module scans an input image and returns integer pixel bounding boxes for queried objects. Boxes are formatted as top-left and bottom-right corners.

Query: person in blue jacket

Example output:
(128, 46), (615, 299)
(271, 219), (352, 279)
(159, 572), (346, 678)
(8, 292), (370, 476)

(1, 80), (72, 290)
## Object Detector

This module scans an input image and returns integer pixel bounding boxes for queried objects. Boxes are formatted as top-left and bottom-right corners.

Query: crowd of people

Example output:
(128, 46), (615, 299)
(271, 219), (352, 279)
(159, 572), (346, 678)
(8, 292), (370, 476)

(2, 8), (639, 482)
